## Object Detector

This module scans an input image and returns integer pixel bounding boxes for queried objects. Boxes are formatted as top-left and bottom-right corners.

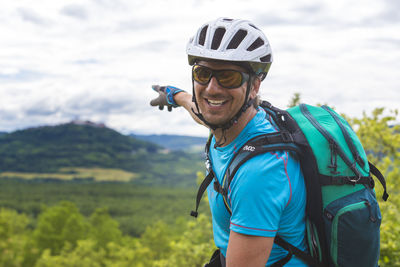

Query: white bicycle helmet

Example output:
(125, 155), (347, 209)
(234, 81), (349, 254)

(186, 17), (273, 80)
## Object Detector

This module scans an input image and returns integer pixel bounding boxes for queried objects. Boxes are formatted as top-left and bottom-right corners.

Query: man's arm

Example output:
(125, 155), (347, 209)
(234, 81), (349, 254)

(173, 91), (206, 127)
(226, 231), (274, 267)
(150, 85), (207, 127)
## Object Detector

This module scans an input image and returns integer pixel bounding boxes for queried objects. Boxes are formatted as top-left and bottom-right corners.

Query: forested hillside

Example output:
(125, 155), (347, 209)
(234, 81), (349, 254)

(0, 123), (160, 172)
(0, 123), (203, 187)
(132, 134), (207, 151)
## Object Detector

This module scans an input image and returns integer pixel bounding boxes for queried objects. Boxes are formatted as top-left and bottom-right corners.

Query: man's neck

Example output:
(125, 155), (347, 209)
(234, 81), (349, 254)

(212, 107), (258, 147)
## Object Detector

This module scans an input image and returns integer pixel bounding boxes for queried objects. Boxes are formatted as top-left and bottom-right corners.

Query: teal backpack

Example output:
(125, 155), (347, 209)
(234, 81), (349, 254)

(192, 101), (389, 267)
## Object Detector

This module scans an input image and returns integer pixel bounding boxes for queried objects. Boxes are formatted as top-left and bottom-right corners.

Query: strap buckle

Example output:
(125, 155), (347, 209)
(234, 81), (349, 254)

(281, 131), (293, 143)
(347, 175), (362, 185)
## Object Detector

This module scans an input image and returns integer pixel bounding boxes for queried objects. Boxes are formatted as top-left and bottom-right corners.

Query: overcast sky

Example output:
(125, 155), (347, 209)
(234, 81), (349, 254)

(0, 0), (399, 137)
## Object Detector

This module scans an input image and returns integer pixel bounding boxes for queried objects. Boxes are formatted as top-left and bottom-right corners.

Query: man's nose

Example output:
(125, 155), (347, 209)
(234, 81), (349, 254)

(205, 77), (224, 94)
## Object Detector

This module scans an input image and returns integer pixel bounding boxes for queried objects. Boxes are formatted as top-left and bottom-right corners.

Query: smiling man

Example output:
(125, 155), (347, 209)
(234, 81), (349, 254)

(150, 18), (308, 266)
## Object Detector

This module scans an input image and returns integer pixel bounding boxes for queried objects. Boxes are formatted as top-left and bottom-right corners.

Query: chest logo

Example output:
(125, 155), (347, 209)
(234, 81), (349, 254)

(243, 145), (256, 152)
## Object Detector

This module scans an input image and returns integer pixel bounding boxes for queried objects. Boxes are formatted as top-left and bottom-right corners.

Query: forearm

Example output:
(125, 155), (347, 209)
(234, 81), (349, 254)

(174, 91), (207, 127)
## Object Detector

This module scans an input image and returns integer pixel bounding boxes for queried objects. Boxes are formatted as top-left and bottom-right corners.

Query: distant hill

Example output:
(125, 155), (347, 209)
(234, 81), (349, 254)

(0, 123), (203, 187)
(0, 123), (160, 172)
(132, 134), (207, 151)
(0, 132), (6, 137)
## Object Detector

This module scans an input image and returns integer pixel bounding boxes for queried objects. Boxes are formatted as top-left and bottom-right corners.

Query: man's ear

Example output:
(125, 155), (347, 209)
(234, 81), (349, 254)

(250, 77), (261, 98)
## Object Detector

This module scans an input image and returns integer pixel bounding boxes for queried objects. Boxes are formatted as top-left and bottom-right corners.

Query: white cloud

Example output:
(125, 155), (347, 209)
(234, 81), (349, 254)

(17, 7), (49, 25)
(0, 0), (399, 135)
(60, 4), (88, 20)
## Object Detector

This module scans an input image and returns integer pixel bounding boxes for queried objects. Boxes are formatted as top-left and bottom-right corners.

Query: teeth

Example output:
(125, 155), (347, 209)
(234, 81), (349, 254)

(208, 99), (225, 106)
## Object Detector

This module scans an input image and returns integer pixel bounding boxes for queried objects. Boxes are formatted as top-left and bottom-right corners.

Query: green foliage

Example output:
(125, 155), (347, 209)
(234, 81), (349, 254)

(0, 180), (209, 237)
(0, 202), (214, 267)
(287, 92), (301, 108)
(34, 240), (107, 267)
(349, 108), (400, 162)
(0, 208), (31, 267)
(33, 201), (88, 255)
(141, 221), (172, 260)
(0, 208), (29, 239)
(89, 208), (122, 249)
(160, 215), (215, 267)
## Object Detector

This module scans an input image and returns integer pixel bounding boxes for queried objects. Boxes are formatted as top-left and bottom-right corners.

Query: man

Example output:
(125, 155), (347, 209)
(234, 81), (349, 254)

(150, 18), (308, 266)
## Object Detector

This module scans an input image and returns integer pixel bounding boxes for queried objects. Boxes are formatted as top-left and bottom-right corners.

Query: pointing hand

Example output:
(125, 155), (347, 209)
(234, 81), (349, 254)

(150, 85), (185, 112)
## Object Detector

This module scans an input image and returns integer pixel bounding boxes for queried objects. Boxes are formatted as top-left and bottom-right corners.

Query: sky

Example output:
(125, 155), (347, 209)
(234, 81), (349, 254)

(0, 0), (399, 137)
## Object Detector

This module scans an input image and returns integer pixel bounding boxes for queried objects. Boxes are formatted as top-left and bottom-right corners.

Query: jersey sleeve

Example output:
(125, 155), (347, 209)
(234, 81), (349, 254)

(228, 150), (292, 237)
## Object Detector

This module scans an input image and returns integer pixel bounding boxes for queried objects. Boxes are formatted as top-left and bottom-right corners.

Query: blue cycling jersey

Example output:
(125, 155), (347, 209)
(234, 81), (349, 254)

(207, 108), (308, 266)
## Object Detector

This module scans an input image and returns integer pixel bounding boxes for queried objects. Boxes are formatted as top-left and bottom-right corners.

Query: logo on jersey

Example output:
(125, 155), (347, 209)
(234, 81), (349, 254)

(243, 145), (256, 152)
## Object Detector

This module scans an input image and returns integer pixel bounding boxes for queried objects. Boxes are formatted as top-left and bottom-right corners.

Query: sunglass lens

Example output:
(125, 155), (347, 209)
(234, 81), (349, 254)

(193, 66), (212, 84)
(217, 70), (243, 88)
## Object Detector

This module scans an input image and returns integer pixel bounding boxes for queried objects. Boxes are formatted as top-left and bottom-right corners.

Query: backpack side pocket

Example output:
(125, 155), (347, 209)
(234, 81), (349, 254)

(323, 188), (381, 267)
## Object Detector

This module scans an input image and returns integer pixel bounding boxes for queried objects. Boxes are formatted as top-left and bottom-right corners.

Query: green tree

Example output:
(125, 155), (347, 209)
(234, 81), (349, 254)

(0, 208), (30, 267)
(34, 240), (106, 267)
(104, 240), (153, 267)
(0, 208), (29, 239)
(140, 220), (172, 261)
(288, 92), (301, 108)
(350, 108), (400, 162)
(88, 207), (122, 249)
(159, 214), (215, 267)
(33, 202), (88, 255)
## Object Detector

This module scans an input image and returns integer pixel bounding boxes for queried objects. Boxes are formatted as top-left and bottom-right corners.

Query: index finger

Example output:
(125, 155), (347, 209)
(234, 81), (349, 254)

(152, 85), (160, 92)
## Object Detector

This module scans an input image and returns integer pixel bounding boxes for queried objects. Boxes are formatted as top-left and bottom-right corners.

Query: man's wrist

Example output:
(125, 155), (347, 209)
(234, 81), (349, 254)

(165, 86), (185, 107)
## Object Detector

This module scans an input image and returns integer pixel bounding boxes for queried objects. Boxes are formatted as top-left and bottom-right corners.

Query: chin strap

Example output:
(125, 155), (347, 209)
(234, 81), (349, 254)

(191, 98), (255, 131)
(191, 77), (255, 135)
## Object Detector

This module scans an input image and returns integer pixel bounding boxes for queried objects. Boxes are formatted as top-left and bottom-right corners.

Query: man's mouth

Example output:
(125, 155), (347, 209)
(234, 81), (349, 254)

(206, 99), (227, 107)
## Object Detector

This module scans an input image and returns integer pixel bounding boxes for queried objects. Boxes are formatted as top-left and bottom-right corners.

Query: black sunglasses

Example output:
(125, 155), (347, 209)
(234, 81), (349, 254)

(192, 64), (250, 89)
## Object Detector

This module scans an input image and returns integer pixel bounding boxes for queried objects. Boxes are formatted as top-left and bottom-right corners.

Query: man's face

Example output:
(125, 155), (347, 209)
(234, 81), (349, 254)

(193, 60), (257, 126)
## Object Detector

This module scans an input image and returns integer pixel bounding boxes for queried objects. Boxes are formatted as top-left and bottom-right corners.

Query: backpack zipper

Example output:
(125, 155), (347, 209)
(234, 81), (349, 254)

(299, 104), (362, 178)
(321, 106), (365, 168)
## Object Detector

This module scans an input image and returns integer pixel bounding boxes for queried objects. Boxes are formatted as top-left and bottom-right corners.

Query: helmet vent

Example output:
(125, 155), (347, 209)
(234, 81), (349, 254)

(198, 25), (208, 46)
(211, 27), (226, 50)
(260, 54), (271, 63)
(247, 37), (264, 51)
(249, 24), (259, 30)
(227, 29), (247, 49)
(223, 18), (233, 21)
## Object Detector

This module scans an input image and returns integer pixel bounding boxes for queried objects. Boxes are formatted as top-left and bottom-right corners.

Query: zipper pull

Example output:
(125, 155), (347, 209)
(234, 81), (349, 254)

(365, 201), (377, 222)
(328, 141), (340, 174)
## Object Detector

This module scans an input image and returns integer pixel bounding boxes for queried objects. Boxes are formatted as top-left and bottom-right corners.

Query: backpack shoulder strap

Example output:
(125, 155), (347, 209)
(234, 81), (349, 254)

(190, 171), (214, 218)
(191, 134), (216, 218)
(222, 133), (301, 201)
(369, 161), (389, 201)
